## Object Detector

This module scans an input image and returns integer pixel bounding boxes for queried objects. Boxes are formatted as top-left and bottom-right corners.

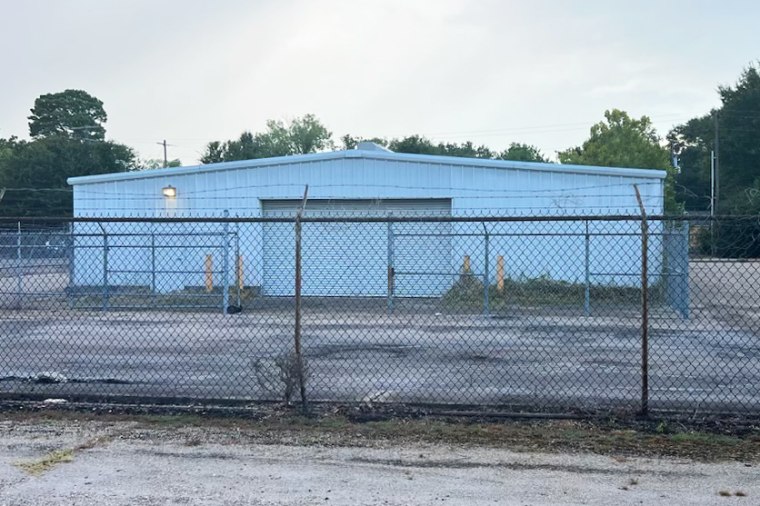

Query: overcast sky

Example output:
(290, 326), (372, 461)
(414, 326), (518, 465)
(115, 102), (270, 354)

(1, 0), (758, 164)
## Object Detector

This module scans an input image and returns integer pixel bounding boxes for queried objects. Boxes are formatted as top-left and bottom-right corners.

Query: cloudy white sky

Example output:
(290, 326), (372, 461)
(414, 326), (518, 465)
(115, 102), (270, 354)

(1, 0), (758, 164)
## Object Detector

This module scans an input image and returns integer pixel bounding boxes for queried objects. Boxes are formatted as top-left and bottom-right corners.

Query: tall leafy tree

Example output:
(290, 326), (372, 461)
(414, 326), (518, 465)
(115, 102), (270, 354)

(667, 115), (713, 211)
(669, 63), (760, 257)
(559, 109), (678, 212)
(0, 137), (20, 205)
(386, 136), (494, 158)
(344, 134), (547, 162)
(28, 89), (107, 141)
(1, 91), (136, 217)
(0, 137), (136, 216)
(558, 109), (669, 168)
(670, 63), (760, 215)
(717, 64), (760, 204)
(284, 114), (334, 154)
(498, 143), (549, 163)
(201, 115), (333, 163)
(210, 118), (549, 164)
(387, 135), (443, 155)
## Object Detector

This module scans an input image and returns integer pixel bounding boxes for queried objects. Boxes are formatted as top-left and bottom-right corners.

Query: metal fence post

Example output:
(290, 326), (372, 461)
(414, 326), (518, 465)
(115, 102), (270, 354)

(584, 220), (591, 316)
(68, 222), (75, 294)
(150, 231), (156, 294)
(294, 186), (309, 412)
(222, 210), (230, 314)
(482, 223), (490, 316)
(235, 223), (241, 307)
(15, 221), (22, 310)
(102, 229), (109, 312)
(634, 185), (649, 416)
(387, 219), (394, 314)
(681, 221), (690, 319)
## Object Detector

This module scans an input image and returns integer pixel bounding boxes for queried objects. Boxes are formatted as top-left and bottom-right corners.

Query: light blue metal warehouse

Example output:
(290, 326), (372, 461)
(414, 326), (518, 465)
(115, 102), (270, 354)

(67, 142), (668, 298)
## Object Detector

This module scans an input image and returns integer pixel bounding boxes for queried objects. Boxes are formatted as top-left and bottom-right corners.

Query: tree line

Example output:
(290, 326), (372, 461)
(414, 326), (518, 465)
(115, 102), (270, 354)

(1, 62), (758, 231)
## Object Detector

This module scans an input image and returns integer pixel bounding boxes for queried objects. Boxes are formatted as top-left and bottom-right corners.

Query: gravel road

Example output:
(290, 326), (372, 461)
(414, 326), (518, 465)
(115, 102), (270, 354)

(0, 418), (757, 505)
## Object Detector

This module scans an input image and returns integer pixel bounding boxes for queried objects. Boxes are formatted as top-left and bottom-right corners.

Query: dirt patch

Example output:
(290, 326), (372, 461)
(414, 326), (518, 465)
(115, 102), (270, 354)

(13, 434), (114, 476)
(348, 456), (695, 476)
(1, 404), (758, 463)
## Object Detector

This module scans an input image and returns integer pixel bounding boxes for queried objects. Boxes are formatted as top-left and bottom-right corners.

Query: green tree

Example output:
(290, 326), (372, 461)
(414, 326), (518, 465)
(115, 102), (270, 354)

(0, 137), (136, 217)
(667, 115), (713, 212)
(717, 64), (760, 203)
(135, 158), (182, 170)
(28, 89), (107, 141)
(386, 136), (496, 158)
(201, 115), (333, 163)
(341, 134), (359, 150)
(201, 141), (226, 164)
(387, 135), (440, 155)
(0, 137), (20, 203)
(498, 143), (549, 163)
(559, 109), (678, 212)
(200, 132), (269, 163)
(669, 63), (760, 257)
(340, 134), (388, 150)
(670, 63), (760, 215)
(347, 134), (545, 162)
(282, 114), (334, 154)
(438, 141), (495, 159)
(1, 91), (139, 216)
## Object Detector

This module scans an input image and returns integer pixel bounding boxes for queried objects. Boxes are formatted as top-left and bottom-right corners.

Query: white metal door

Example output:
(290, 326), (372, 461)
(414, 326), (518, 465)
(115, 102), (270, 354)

(262, 199), (451, 296)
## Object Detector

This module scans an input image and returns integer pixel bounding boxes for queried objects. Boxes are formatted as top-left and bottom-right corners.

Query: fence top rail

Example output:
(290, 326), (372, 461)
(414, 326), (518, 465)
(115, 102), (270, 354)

(0, 214), (748, 224)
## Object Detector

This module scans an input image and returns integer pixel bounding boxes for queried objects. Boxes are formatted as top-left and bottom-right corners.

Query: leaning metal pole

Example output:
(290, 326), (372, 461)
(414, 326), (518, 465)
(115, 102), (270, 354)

(294, 185), (309, 412)
(633, 185), (649, 417)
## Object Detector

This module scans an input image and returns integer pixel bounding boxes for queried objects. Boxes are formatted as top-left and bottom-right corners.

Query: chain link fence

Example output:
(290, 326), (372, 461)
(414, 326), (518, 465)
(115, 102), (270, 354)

(0, 215), (758, 416)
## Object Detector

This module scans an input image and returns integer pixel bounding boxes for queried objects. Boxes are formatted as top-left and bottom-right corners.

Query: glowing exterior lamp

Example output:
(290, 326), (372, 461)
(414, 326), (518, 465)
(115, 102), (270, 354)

(162, 185), (177, 198)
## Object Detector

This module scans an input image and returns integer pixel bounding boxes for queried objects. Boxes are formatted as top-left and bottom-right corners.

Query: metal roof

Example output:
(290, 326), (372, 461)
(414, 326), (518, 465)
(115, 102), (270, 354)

(67, 144), (667, 186)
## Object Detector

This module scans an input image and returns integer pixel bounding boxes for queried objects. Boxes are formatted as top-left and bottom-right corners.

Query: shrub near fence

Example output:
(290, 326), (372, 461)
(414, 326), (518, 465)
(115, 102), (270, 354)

(0, 215), (757, 417)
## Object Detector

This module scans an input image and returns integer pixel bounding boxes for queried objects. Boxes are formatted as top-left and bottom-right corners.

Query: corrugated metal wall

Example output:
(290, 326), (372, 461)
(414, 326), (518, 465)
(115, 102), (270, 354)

(73, 156), (664, 218)
(70, 153), (665, 296)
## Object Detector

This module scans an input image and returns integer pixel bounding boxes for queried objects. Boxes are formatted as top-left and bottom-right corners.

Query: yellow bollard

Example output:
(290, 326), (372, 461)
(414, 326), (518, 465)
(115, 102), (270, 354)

(496, 255), (504, 292)
(205, 254), (213, 292)
(236, 254), (244, 290)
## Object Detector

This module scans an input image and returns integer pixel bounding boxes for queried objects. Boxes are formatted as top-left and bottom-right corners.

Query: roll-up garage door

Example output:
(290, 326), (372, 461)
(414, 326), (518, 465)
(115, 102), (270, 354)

(262, 199), (451, 296)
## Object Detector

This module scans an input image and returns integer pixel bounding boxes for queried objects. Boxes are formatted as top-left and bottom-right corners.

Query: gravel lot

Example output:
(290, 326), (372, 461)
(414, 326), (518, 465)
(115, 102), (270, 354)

(0, 416), (757, 506)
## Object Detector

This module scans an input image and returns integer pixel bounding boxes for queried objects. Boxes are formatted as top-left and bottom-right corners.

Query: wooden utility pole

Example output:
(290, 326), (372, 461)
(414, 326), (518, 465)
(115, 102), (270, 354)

(157, 140), (169, 167)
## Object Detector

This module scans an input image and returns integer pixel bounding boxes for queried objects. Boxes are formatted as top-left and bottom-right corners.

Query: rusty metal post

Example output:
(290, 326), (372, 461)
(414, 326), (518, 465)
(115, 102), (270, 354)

(222, 210), (230, 314)
(634, 185), (649, 416)
(96, 222), (109, 312)
(482, 223), (490, 316)
(386, 219), (394, 314)
(584, 220), (591, 316)
(15, 222), (22, 310)
(294, 185), (309, 412)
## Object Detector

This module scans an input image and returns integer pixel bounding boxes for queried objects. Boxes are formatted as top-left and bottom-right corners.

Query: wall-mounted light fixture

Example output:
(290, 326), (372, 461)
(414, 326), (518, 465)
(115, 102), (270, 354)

(162, 185), (177, 198)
